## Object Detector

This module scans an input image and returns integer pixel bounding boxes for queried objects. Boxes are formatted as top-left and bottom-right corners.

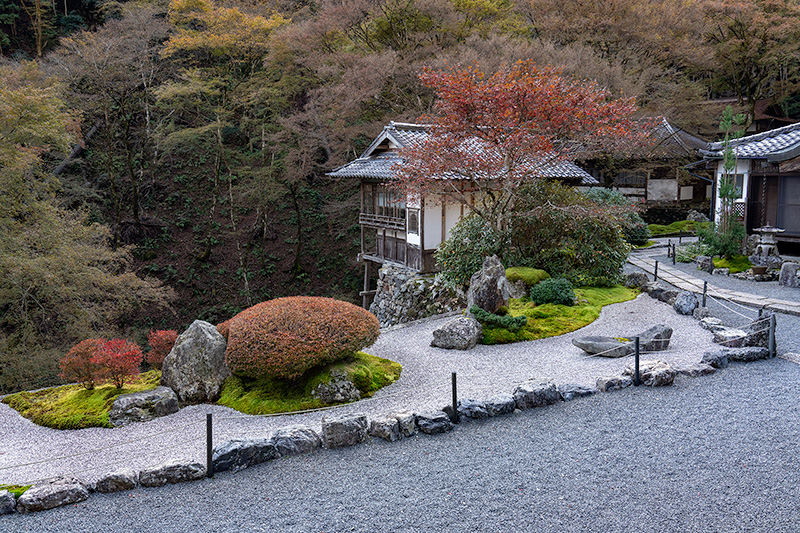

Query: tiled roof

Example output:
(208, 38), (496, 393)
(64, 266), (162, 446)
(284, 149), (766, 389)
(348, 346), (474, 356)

(328, 122), (599, 185)
(701, 122), (800, 161)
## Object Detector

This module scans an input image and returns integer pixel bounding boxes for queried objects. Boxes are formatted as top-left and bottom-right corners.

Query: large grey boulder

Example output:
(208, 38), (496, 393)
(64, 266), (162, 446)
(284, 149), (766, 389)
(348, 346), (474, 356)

(457, 399), (489, 420)
(596, 376), (633, 392)
(109, 386), (179, 427)
(656, 289), (680, 305)
(390, 410), (417, 437)
(94, 469), (138, 493)
(431, 317), (483, 350)
(212, 438), (278, 473)
(0, 490), (16, 514)
(624, 272), (651, 290)
(16, 477), (89, 513)
(416, 411), (454, 434)
(572, 336), (633, 358)
(779, 262), (799, 288)
(139, 460), (206, 487)
(321, 413), (368, 448)
(723, 346), (770, 362)
(465, 255), (509, 314)
(558, 383), (598, 401)
(713, 328), (747, 347)
(270, 425), (321, 456)
(368, 416), (402, 442)
(623, 359), (676, 386)
(512, 378), (561, 409)
(484, 394), (516, 416)
(701, 350), (729, 369)
(673, 291), (699, 315)
(743, 310), (773, 348)
(311, 370), (361, 404)
(636, 324), (673, 351)
(161, 320), (230, 403)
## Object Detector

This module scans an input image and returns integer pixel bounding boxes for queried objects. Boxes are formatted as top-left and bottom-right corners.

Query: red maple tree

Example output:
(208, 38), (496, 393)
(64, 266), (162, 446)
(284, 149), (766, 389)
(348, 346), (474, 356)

(91, 339), (144, 388)
(395, 61), (645, 225)
(147, 329), (178, 369)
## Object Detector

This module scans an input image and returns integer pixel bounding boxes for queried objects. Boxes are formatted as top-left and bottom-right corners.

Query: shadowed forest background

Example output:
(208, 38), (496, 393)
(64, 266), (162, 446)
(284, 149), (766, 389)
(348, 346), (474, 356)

(2, 0), (800, 392)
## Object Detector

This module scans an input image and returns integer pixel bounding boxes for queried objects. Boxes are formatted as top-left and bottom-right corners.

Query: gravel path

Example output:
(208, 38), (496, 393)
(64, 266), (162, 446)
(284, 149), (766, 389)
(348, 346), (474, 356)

(1, 294), (719, 486)
(4, 357), (800, 532)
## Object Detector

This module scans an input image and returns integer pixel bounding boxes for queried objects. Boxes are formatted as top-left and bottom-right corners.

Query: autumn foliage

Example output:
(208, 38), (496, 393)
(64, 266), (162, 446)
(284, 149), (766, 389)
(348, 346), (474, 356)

(147, 329), (178, 369)
(396, 61), (643, 224)
(219, 297), (380, 380)
(59, 338), (144, 389)
(59, 339), (105, 390)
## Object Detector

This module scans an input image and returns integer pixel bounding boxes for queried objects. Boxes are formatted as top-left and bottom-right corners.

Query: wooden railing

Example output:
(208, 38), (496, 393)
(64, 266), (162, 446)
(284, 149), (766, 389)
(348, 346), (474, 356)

(359, 213), (406, 231)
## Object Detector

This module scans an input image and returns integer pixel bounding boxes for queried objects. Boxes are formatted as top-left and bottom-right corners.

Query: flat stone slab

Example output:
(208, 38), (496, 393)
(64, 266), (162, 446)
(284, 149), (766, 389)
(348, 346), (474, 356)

(484, 394), (516, 416)
(571, 336), (633, 358)
(513, 378), (561, 409)
(558, 383), (599, 401)
(95, 469), (138, 493)
(139, 460), (205, 487)
(416, 411), (454, 435)
(212, 438), (278, 473)
(270, 425), (321, 456)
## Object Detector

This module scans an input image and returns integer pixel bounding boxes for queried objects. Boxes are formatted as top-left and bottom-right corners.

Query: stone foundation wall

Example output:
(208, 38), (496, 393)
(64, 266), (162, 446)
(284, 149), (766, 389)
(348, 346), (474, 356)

(369, 265), (464, 327)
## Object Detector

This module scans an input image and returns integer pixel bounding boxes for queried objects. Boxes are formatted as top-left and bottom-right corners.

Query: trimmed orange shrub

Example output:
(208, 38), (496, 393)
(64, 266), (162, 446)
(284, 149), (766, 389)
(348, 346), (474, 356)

(147, 329), (178, 369)
(220, 297), (380, 380)
(59, 339), (104, 389)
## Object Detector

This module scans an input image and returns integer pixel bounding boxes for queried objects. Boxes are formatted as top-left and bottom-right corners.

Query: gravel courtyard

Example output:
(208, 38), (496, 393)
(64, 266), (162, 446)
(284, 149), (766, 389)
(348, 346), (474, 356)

(4, 357), (799, 532)
(1, 294), (720, 486)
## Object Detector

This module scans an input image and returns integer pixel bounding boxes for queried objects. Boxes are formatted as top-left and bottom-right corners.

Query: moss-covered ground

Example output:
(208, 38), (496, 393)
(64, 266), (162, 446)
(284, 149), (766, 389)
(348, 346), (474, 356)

(713, 255), (752, 273)
(648, 220), (709, 236)
(1, 371), (162, 430)
(217, 351), (402, 415)
(481, 285), (638, 344)
(0, 484), (30, 499)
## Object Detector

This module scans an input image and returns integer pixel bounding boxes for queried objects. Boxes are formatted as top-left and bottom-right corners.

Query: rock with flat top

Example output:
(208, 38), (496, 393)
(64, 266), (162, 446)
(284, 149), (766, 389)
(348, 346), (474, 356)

(95, 469), (138, 493)
(623, 359), (676, 386)
(431, 317), (483, 350)
(369, 416), (401, 442)
(321, 413), (368, 448)
(270, 425), (321, 456)
(109, 386), (179, 427)
(484, 394), (516, 416)
(558, 383), (598, 401)
(16, 477), (89, 513)
(513, 379), (561, 409)
(416, 411), (454, 434)
(596, 376), (633, 392)
(677, 364), (716, 377)
(139, 460), (205, 487)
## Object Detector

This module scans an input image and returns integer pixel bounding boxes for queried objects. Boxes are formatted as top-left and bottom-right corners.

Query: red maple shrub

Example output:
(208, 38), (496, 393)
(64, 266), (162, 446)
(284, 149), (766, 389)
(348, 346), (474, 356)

(59, 339), (104, 389)
(220, 297), (380, 380)
(147, 329), (178, 369)
(91, 339), (144, 388)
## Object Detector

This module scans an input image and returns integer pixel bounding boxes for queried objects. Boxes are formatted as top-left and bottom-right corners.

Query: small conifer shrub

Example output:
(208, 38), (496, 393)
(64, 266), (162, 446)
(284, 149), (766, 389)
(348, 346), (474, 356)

(220, 297), (380, 380)
(529, 278), (576, 306)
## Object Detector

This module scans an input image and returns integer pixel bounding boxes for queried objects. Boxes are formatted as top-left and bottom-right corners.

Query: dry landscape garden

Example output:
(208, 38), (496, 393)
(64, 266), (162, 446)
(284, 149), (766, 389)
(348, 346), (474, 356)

(2, 0), (800, 522)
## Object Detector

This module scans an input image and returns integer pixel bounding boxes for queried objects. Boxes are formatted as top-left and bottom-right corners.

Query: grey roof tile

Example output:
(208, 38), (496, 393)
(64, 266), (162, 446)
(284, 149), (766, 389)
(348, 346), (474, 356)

(328, 122), (599, 185)
(702, 122), (800, 159)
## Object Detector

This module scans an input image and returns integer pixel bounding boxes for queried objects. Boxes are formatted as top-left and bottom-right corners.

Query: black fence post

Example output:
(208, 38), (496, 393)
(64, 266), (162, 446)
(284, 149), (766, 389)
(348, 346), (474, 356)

(702, 281), (707, 307)
(667, 240), (672, 258)
(634, 337), (641, 386)
(451, 372), (460, 423)
(207, 413), (214, 478)
(679, 229), (683, 244)
(672, 244), (676, 265)
(654, 261), (659, 282)
(769, 314), (777, 358)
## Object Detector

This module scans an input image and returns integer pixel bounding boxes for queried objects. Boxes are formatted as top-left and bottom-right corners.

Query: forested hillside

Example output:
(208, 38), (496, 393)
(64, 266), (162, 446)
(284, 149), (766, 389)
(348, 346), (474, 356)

(2, 0), (800, 392)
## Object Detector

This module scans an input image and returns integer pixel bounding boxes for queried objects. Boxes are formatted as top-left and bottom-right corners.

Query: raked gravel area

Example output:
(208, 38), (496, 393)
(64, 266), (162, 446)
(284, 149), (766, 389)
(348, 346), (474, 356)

(0, 294), (729, 486)
(4, 357), (800, 532)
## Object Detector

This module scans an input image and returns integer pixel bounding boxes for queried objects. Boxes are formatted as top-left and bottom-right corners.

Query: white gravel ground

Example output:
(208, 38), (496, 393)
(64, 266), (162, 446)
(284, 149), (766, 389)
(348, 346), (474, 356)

(0, 294), (717, 486)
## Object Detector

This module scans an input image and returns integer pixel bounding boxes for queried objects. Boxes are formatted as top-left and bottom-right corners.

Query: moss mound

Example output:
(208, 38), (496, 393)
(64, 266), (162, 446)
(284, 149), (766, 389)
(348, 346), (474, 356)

(481, 285), (638, 345)
(217, 351), (402, 415)
(713, 255), (752, 273)
(505, 267), (550, 287)
(1, 371), (161, 429)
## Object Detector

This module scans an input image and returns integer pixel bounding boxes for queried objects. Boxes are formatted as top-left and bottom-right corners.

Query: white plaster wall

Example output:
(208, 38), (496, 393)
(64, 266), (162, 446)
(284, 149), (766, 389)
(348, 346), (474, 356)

(714, 159), (751, 224)
(444, 202), (461, 241)
(423, 200), (442, 250)
(647, 179), (678, 201)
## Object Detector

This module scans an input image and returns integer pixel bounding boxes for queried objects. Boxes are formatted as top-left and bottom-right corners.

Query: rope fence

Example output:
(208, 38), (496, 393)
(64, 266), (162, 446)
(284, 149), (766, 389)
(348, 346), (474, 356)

(0, 310), (778, 487)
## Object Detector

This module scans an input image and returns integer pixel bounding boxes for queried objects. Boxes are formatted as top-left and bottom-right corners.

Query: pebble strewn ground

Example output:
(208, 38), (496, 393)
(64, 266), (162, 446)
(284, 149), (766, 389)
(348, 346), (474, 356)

(3, 358), (800, 532)
(1, 293), (717, 486)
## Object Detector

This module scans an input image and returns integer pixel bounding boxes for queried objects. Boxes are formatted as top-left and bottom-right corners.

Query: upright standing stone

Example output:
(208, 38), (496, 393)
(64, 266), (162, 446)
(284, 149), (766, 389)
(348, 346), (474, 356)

(161, 320), (230, 403)
(321, 413), (368, 448)
(779, 262), (799, 288)
(465, 255), (510, 314)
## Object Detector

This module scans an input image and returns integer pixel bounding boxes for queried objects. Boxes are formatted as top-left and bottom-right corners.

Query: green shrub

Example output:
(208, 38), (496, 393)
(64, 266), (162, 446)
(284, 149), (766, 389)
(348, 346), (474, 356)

(435, 213), (509, 287)
(584, 188), (651, 245)
(509, 182), (630, 286)
(469, 305), (528, 332)
(529, 278), (575, 306)
(675, 241), (710, 263)
(219, 297), (380, 380)
(505, 267), (550, 287)
(697, 221), (746, 259)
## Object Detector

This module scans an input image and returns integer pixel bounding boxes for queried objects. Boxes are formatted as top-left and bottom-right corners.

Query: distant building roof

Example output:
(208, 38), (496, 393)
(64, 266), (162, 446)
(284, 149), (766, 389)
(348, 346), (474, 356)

(701, 122), (800, 161)
(327, 122), (599, 185)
